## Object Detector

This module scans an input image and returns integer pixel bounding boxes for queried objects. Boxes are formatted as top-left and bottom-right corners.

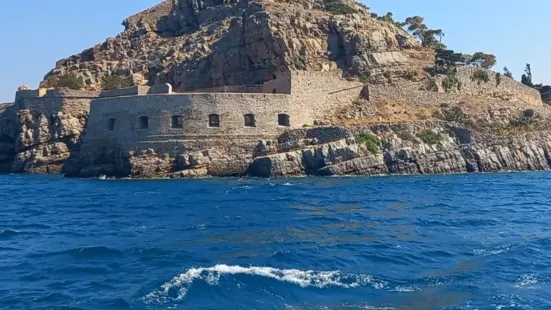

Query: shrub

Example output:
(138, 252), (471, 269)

(397, 131), (417, 142)
(403, 70), (418, 81)
(511, 109), (537, 127)
(443, 106), (464, 123)
(102, 75), (133, 90)
(44, 73), (85, 90)
(495, 72), (502, 86)
(417, 130), (444, 145)
(442, 73), (459, 92)
(356, 133), (380, 154)
(326, 2), (357, 15)
(471, 69), (490, 85)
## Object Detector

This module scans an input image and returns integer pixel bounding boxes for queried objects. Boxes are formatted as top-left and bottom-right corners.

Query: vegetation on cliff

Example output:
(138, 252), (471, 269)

(43, 73), (84, 90)
(101, 75), (133, 91)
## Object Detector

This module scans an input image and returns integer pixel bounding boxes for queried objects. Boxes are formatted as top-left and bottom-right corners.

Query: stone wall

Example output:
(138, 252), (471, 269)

(84, 93), (299, 143)
(100, 86), (151, 98)
(189, 84), (265, 94)
(15, 88), (100, 103)
(435, 67), (542, 106)
(289, 70), (363, 121)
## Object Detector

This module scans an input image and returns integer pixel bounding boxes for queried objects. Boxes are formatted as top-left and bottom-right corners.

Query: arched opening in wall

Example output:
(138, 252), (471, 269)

(278, 114), (290, 127)
(243, 114), (256, 127)
(139, 116), (149, 129)
(208, 114), (220, 128)
(171, 115), (183, 128)
(107, 118), (116, 131)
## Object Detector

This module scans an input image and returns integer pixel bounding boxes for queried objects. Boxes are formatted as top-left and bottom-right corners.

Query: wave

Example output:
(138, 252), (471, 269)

(0, 229), (20, 238)
(144, 264), (386, 304)
(31, 246), (124, 259)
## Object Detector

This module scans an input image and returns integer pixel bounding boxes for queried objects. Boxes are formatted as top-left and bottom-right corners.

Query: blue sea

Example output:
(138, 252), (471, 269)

(1, 173), (551, 310)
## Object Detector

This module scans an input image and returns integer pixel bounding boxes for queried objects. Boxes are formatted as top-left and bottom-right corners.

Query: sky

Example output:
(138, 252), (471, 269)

(0, 0), (549, 102)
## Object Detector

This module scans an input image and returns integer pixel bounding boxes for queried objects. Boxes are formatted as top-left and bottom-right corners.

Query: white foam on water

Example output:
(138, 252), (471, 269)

(515, 274), (539, 288)
(473, 244), (512, 256)
(143, 264), (385, 304)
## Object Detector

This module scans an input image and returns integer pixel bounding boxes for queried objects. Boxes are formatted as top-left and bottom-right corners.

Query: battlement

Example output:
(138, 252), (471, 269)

(15, 88), (100, 102)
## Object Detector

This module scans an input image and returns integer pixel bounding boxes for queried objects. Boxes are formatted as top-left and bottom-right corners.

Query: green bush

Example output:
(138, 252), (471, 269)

(44, 73), (85, 90)
(326, 2), (357, 15)
(356, 133), (380, 154)
(102, 75), (133, 90)
(397, 131), (417, 142)
(442, 74), (459, 92)
(417, 130), (444, 145)
(471, 69), (490, 85)
(403, 70), (418, 81)
(495, 72), (502, 86)
(443, 106), (464, 123)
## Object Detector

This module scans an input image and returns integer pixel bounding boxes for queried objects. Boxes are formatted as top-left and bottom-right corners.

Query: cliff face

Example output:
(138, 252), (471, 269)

(0, 103), (17, 172)
(65, 123), (551, 179)
(41, 0), (427, 91)
(0, 89), (97, 174)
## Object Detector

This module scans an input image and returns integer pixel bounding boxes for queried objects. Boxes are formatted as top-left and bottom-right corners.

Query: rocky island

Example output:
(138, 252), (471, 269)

(1, 0), (551, 178)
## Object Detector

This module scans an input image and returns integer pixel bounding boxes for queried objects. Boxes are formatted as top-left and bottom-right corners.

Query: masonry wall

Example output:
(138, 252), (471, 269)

(290, 71), (363, 121)
(436, 67), (542, 106)
(83, 93), (310, 149)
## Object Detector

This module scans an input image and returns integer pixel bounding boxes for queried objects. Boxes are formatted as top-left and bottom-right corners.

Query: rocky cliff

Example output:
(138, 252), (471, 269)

(40, 0), (428, 91)
(0, 103), (17, 172)
(64, 122), (551, 179)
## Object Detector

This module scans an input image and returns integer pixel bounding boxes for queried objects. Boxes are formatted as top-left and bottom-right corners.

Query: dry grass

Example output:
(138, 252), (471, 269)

(334, 98), (439, 126)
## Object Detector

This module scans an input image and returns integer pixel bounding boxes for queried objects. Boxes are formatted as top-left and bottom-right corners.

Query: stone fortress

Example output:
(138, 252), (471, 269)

(2, 0), (551, 178)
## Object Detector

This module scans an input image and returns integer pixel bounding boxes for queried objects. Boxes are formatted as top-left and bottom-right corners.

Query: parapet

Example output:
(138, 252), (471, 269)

(44, 88), (101, 98)
(99, 84), (172, 98)
(100, 86), (151, 98)
(15, 87), (101, 102)
(15, 88), (47, 102)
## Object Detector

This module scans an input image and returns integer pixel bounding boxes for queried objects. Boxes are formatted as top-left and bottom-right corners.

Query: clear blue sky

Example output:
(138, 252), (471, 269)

(1, 0), (549, 102)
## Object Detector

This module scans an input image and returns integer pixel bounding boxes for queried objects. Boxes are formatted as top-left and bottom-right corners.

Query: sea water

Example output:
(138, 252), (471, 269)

(1, 173), (550, 309)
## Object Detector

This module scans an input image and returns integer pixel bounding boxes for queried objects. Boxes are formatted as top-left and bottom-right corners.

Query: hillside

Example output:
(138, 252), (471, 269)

(40, 0), (430, 91)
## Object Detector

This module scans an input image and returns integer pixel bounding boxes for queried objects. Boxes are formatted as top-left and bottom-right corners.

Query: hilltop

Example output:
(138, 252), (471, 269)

(40, 0), (429, 91)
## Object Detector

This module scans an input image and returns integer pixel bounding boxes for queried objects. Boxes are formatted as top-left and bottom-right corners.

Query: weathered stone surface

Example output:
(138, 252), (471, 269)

(40, 0), (429, 91)
(0, 103), (17, 172)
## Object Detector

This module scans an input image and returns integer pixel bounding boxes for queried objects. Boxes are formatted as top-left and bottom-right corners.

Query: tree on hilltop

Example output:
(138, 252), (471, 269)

(403, 16), (445, 49)
(521, 63), (534, 87)
(377, 12), (405, 27)
(470, 52), (497, 69)
(503, 67), (513, 78)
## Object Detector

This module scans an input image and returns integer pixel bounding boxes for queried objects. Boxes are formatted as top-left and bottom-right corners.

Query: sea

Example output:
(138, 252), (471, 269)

(1, 172), (551, 310)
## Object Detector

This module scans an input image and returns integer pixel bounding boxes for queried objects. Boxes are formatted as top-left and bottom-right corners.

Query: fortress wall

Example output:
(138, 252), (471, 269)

(290, 71), (363, 122)
(263, 71), (292, 94)
(438, 67), (542, 106)
(83, 93), (307, 150)
(15, 89), (47, 102)
(44, 88), (101, 98)
(189, 84), (265, 94)
(100, 86), (151, 98)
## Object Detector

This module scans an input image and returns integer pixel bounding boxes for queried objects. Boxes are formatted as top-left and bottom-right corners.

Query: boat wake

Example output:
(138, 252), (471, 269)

(143, 264), (386, 304)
